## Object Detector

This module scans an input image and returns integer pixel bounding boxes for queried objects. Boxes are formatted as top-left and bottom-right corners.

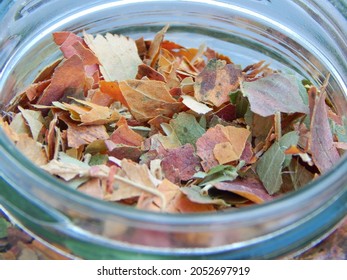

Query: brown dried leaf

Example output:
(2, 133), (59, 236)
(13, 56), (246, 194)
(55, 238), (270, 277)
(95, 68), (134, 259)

(194, 59), (242, 107)
(59, 115), (109, 149)
(145, 25), (169, 67)
(53, 31), (99, 65)
(119, 79), (183, 121)
(37, 55), (86, 106)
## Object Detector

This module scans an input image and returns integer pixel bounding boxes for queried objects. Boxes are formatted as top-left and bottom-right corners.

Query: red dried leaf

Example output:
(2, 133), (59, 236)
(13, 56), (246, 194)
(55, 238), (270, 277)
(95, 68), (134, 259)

(310, 92), (340, 173)
(37, 55), (86, 106)
(158, 144), (202, 184)
(136, 64), (166, 82)
(109, 117), (144, 146)
(106, 143), (143, 162)
(213, 178), (273, 204)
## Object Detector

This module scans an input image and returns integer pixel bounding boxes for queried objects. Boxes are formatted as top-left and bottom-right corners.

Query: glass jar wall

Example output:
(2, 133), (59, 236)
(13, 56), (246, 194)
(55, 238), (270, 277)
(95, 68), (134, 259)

(0, 0), (346, 259)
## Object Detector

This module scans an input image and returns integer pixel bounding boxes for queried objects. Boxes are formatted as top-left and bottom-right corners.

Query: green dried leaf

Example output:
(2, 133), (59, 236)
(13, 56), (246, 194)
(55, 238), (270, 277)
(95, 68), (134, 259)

(230, 90), (250, 118)
(18, 107), (45, 141)
(256, 142), (285, 195)
(170, 112), (205, 146)
(195, 163), (244, 186)
(89, 154), (109, 166)
(331, 116), (347, 143)
(180, 185), (229, 207)
(0, 217), (11, 239)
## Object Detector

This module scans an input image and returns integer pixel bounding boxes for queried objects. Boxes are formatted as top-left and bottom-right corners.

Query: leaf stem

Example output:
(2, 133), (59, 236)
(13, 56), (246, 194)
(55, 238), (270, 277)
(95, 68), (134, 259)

(274, 111), (282, 141)
(113, 174), (167, 210)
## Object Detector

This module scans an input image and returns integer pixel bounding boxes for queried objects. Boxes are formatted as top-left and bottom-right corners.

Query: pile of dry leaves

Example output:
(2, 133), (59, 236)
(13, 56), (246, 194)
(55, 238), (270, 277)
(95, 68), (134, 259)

(1, 26), (346, 213)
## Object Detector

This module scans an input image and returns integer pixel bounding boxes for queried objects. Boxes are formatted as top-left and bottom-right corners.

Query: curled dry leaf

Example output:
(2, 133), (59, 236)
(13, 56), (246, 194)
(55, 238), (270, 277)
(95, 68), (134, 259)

(213, 178), (273, 204)
(310, 91), (340, 173)
(54, 98), (120, 125)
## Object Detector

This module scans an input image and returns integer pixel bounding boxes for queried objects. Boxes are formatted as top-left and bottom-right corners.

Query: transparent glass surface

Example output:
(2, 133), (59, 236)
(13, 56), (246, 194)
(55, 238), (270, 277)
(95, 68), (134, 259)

(0, 0), (346, 259)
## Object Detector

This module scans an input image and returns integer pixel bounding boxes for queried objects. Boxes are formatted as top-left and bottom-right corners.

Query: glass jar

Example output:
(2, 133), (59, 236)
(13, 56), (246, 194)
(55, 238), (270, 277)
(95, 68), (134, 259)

(0, 0), (346, 259)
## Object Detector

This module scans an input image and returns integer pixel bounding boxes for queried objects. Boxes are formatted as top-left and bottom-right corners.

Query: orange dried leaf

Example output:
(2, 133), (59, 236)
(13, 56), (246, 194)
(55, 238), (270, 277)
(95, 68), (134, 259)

(145, 25), (169, 67)
(99, 80), (129, 107)
(37, 55), (86, 106)
(196, 124), (250, 170)
(119, 79), (183, 121)
(109, 118), (144, 147)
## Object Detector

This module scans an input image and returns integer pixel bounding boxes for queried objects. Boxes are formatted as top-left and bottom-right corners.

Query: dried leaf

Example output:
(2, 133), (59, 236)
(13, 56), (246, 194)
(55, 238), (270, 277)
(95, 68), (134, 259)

(105, 159), (160, 201)
(194, 59), (242, 107)
(119, 79), (183, 121)
(41, 159), (89, 181)
(109, 118), (143, 146)
(196, 124), (250, 171)
(241, 73), (309, 117)
(105, 141), (143, 162)
(289, 158), (316, 190)
(174, 193), (216, 213)
(54, 98), (120, 125)
(145, 25), (169, 67)
(158, 144), (202, 183)
(136, 64), (166, 82)
(310, 91), (340, 173)
(99, 80), (128, 107)
(16, 134), (48, 166)
(213, 126), (251, 164)
(37, 55), (86, 106)
(78, 178), (104, 200)
(83, 32), (142, 81)
(180, 185), (228, 207)
(213, 178), (273, 204)
(18, 107), (45, 141)
(181, 95), (212, 114)
(256, 142), (285, 195)
(137, 179), (180, 212)
(169, 112), (205, 146)
(53, 31), (99, 65)
(194, 164), (242, 187)
(59, 115), (109, 148)
(9, 113), (30, 135)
